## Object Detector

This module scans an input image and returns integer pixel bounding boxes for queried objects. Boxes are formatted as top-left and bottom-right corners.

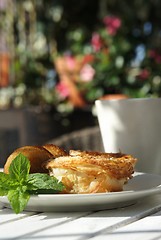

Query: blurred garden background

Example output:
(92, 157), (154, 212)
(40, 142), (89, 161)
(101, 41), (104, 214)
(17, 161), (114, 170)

(1, 0), (161, 164)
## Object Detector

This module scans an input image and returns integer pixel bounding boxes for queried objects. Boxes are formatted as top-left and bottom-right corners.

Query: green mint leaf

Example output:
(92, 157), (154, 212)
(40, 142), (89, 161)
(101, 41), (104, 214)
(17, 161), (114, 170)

(0, 172), (10, 195)
(1, 154), (65, 213)
(7, 188), (30, 214)
(27, 173), (65, 193)
(9, 153), (30, 182)
(0, 172), (18, 196)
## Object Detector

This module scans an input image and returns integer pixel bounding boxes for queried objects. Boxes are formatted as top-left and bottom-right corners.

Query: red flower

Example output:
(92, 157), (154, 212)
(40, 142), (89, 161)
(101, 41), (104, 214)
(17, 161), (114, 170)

(82, 54), (94, 65)
(137, 69), (150, 80)
(91, 32), (103, 52)
(103, 16), (121, 35)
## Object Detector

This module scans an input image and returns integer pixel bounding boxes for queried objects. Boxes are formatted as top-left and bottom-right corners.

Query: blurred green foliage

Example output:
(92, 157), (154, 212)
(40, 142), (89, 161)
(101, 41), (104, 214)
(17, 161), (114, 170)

(1, 0), (161, 111)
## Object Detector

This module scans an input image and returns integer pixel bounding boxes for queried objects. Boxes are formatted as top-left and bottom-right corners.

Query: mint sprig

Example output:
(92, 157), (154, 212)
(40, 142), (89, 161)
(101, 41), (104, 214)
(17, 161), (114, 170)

(0, 153), (64, 214)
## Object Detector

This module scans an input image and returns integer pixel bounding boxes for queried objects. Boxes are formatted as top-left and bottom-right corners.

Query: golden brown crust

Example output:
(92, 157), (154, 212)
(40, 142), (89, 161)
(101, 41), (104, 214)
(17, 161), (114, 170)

(69, 150), (137, 167)
(43, 144), (68, 158)
(4, 145), (53, 174)
(46, 155), (136, 179)
(69, 149), (122, 157)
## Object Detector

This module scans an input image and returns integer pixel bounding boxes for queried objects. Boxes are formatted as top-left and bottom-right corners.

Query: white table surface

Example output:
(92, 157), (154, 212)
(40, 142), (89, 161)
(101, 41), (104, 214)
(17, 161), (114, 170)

(1, 193), (161, 240)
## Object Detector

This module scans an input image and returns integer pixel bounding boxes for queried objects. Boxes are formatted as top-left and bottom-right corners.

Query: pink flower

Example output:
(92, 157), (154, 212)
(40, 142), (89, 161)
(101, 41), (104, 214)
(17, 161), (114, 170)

(103, 16), (121, 35)
(80, 64), (95, 82)
(56, 82), (70, 98)
(65, 56), (76, 70)
(91, 32), (103, 52)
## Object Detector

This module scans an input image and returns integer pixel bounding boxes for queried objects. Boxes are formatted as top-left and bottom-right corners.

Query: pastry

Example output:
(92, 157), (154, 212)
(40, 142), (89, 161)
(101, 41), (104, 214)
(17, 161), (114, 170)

(4, 144), (67, 174)
(46, 150), (137, 194)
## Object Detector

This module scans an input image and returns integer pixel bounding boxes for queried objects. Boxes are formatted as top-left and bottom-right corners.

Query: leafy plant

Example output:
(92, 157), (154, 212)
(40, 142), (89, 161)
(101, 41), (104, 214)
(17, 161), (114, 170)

(0, 154), (64, 214)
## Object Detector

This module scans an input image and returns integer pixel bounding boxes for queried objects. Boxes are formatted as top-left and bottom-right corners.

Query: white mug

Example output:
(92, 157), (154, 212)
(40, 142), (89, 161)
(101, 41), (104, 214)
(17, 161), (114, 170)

(95, 98), (161, 174)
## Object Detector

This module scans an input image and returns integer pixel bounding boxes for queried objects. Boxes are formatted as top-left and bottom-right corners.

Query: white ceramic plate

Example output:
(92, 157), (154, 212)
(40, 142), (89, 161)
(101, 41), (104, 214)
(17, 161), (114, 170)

(1, 172), (161, 212)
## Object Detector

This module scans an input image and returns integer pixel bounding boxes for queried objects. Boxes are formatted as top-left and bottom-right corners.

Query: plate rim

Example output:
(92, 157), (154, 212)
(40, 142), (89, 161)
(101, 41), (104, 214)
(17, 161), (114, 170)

(1, 171), (161, 212)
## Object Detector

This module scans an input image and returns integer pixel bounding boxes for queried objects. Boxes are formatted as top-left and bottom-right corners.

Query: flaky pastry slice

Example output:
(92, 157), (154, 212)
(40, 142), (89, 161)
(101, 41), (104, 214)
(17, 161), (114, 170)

(45, 152), (137, 194)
